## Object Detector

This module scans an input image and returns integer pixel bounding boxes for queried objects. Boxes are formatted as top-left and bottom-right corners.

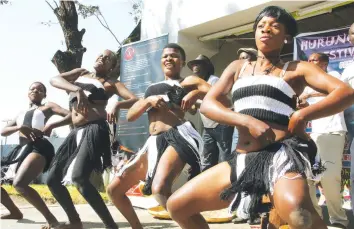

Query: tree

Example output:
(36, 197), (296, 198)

(46, 0), (86, 73)
(44, 0), (142, 81)
(73, 1), (142, 79)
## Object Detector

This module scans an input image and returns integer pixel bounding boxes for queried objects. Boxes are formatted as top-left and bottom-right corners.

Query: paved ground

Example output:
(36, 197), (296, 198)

(1, 198), (353, 228)
(1, 203), (247, 229)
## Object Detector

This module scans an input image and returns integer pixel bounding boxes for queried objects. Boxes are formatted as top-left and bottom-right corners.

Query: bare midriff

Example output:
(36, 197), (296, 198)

(71, 100), (107, 127)
(236, 122), (292, 154)
(148, 107), (185, 136)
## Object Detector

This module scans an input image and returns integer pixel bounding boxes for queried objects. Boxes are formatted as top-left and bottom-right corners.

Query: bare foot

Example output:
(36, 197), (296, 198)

(1, 211), (23, 220)
(53, 222), (84, 229)
(40, 221), (61, 229)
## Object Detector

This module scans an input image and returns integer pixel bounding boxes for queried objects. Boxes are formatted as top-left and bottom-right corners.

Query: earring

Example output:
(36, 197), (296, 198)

(284, 40), (288, 44)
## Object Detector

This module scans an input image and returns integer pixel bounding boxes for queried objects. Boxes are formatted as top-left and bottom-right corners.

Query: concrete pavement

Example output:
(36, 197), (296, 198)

(1, 203), (249, 229)
(1, 200), (353, 228)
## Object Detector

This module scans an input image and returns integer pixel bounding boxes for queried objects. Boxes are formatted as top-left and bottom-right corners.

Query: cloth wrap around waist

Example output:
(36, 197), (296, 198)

(48, 119), (111, 182)
(1, 137), (55, 179)
(117, 121), (203, 196)
(221, 136), (324, 220)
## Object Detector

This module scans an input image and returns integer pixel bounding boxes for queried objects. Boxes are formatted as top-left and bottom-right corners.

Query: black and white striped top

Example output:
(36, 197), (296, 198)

(232, 61), (297, 126)
(144, 79), (188, 106)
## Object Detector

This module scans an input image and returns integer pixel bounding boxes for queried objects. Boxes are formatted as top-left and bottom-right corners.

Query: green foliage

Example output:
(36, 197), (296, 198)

(75, 1), (101, 19)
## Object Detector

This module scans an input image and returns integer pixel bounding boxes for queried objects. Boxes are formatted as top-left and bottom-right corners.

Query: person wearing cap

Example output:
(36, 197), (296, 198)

(187, 54), (234, 172)
(237, 48), (257, 61)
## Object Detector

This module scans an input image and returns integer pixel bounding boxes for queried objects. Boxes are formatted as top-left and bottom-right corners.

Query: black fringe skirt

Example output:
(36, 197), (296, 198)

(49, 119), (111, 184)
(1, 137), (54, 181)
(221, 136), (323, 219)
(117, 121), (203, 195)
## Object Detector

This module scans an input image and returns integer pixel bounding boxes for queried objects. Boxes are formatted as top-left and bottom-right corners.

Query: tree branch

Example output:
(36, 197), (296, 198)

(98, 10), (109, 28)
(53, 0), (58, 9)
(45, 0), (55, 11)
(94, 14), (121, 46)
(94, 14), (108, 29)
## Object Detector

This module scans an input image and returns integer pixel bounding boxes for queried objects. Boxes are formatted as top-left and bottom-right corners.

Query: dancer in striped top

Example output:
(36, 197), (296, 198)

(107, 43), (211, 229)
(166, 6), (354, 229)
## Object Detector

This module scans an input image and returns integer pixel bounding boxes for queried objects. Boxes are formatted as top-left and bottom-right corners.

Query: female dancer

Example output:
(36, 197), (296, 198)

(106, 43), (211, 229)
(46, 49), (138, 229)
(1, 82), (71, 228)
(166, 6), (354, 229)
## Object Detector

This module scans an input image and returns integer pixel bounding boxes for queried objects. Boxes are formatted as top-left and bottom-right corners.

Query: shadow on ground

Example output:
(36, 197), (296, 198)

(15, 219), (178, 229)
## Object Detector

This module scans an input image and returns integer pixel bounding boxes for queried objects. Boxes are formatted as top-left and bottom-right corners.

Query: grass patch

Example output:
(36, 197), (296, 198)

(3, 184), (110, 205)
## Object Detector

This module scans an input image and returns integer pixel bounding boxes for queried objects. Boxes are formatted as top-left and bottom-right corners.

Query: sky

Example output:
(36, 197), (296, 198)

(0, 0), (137, 144)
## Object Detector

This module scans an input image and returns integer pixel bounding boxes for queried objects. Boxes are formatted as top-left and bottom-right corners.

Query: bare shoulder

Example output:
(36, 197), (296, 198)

(221, 59), (248, 82)
(103, 78), (127, 94)
(182, 75), (200, 83)
(44, 101), (63, 109)
(287, 60), (310, 72)
(44, 101), (56, 108)
(225, 59), (248, 76)
(229, 59), (246, 69)
(101, 78), (115, 91)
(181, 75), (207, 89)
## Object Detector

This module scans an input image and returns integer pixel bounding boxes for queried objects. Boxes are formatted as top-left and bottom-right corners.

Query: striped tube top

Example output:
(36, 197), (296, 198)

(231, 75), (297, 126)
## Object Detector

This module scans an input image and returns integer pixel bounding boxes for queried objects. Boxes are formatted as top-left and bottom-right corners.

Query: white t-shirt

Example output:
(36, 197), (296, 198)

(304, 70), (347, 133)
(200, 75), (219, 128)
(341, 62), (354, 88)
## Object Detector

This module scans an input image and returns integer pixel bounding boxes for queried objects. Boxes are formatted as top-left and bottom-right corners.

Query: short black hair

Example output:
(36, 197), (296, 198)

(108, 50), (118, 69)
(314, 52), (329, 63)
(254, 6), (298, 38)
(30, 82), (47, 94)
(163, 43), (186, 61)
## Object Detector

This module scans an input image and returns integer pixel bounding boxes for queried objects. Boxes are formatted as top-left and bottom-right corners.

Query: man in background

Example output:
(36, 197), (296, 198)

(302, 52), (348, 229)
(341, 22), (354, 216)
(237, 47), (257, 61)
(187, 54), (234, 172)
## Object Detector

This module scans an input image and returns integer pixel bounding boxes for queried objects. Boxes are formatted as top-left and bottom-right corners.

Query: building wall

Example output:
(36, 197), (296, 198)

(141, 0), (271, 42)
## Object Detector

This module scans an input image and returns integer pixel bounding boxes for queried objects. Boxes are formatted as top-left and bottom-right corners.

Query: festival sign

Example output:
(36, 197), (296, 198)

(117, 34), (168, 152)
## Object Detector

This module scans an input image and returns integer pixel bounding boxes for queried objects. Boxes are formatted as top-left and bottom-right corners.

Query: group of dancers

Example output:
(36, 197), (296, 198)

(1, 6), (354, 229)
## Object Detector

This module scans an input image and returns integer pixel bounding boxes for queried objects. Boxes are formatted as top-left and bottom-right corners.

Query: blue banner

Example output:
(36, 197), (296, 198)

(294, 27), (353, 74)
(117, 34), (168, 152)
